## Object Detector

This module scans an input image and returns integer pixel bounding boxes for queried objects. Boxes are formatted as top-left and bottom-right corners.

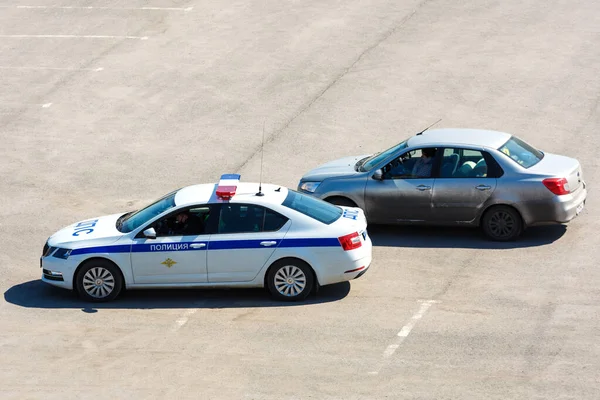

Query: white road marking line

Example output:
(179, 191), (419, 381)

(0, 5), (193, 11)
(369, 300), (438, 375)
(0, 35), (148, 40)
(382, 344), (399, 357)
(171, 309), (198, 332)
(0, 101), (53, 108)
(0, 66), (103, 71)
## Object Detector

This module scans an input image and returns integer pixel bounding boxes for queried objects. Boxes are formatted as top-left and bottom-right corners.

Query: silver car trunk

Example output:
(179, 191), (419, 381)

(528, 153), (583, 193)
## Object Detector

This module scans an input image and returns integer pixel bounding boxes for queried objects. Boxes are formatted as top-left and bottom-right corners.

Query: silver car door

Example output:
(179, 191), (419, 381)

(365, 148), (438, 223)
(432, 148), (498, 222)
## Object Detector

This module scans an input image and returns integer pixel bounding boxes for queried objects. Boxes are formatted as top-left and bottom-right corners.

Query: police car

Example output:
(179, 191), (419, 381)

(41, 174), (372, 302)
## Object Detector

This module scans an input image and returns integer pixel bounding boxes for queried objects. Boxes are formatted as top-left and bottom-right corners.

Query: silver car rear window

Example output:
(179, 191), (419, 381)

(497, 136), (544, 168)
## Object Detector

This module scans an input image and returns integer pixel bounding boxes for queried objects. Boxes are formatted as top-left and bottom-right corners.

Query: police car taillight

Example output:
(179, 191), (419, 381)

(338, 232), (362, 251)
(216, 174), (241, 200)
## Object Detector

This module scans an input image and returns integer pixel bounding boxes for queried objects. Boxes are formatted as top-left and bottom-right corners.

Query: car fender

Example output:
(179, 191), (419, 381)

(72, 248), (134, 286)
(476, 194), (529, 226)
(255, 245), (333, 287)
(314, 176), (368, 210)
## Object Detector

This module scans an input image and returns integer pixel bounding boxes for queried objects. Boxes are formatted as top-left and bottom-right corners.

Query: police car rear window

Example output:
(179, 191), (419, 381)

(282, 190), (342, 225)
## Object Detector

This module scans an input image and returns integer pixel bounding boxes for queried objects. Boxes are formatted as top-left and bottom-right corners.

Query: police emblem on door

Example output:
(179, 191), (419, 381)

(161, 258), (177, 268)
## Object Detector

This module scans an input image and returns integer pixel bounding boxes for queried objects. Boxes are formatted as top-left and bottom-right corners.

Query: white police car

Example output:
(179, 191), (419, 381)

(41, 174), (372, 302)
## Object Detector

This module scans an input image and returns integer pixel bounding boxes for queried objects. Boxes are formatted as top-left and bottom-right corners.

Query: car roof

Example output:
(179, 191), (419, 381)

(407, 128), (512, 149)
(174, 182), (289, 207)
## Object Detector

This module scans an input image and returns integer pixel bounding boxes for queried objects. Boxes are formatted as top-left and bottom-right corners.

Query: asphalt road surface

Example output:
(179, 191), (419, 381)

(1, 0), (599, 399)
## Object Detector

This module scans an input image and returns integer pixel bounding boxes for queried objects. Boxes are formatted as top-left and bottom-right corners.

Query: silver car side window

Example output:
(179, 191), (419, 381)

(382, 148), (437, 179)
(440, 148), (489, 178)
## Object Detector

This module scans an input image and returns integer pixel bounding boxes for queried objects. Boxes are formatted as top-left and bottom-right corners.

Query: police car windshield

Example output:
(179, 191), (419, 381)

(282, 190), (342, 224)
(118, 191), (177, 233)
(360, 140), (408, 172)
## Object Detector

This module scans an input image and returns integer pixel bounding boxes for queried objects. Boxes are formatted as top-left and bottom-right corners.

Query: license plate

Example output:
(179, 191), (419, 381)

(576, 201), (584, 215)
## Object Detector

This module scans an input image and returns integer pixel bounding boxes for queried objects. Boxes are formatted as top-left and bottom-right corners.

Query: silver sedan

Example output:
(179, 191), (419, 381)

(297, 128), (587, 241)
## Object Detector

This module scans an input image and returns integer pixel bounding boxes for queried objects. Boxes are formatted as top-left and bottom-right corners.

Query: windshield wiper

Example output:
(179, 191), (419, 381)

(357, 153), (379, 172)
(354, 156), (369, 171)
(116, 211), (135, 231)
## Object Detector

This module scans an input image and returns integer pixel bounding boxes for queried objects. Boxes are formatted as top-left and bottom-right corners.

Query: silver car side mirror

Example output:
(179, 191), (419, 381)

(372, 169), (383, 180)
(143, 227), (157, 239)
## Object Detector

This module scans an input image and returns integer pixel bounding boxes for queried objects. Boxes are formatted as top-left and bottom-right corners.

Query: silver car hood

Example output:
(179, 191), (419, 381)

(301, 154), (370, 181)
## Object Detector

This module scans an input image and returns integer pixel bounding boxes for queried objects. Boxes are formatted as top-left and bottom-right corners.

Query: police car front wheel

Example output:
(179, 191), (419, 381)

(75, 260), (123, 302)
(267, 259), (314, 301)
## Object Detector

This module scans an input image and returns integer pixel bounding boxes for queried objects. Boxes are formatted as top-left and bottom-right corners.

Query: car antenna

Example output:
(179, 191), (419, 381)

(416, 118), (442, 135)
(256, 120), (266, 196)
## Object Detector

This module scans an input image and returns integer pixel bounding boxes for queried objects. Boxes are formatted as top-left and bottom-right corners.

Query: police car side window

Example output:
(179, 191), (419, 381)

(263, 208), (289, 232)
(218, 204), (265, 234)
(153, 205), (212, 237)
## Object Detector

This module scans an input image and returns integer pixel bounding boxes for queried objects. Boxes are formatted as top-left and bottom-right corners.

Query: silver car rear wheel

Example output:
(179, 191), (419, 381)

(482, 205), (523, 241)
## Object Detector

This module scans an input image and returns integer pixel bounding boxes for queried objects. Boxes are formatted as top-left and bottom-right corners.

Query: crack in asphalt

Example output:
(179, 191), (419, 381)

(232, 0), (431, 173)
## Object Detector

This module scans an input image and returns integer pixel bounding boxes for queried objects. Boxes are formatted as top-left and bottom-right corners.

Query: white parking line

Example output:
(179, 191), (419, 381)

(0, 66), (103, 72)
(0, 5), (193, 11)
(0, 35), (148, 40)
(171, 309), (198, 332)
(0, 101), (53, 108)
(369, 299), (438, 375)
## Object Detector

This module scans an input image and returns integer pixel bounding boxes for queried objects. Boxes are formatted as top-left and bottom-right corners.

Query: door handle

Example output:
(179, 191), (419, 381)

(416, 185), (431, 191)
(475, 185), (491, 191)
(260, 241), (277, 247)
(190, 243), (206, 248)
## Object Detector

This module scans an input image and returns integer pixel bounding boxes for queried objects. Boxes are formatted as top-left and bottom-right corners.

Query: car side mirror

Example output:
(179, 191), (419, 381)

(143, 227), (157, 239)
(372, 169), (383, 180)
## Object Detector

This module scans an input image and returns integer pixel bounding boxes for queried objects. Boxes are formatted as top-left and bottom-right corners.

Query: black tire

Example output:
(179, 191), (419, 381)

(326, 197), (357, 207)
(75, 260), (123, 302)
(267, 259), (314, 301)
(481, 205), (523, 241)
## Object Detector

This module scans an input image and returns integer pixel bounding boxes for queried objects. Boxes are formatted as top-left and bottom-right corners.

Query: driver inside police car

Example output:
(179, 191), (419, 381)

(166, 211), (193, 235)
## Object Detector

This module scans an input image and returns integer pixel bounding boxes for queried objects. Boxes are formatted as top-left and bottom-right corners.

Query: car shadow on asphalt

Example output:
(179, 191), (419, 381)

(4, 279), (351, 311)
(368, 224), (567, 249)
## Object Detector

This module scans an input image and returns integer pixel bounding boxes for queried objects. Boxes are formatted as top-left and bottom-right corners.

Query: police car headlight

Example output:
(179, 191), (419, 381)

(52, 248), (72, 260)
(300, 182), (320, 193)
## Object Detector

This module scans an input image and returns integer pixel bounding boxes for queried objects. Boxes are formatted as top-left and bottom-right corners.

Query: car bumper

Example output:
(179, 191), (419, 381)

(318, 255), (372, 286)
(317, 231), (373, 286)
(523, 185), (587, 225)
(40, 256), (75, 290)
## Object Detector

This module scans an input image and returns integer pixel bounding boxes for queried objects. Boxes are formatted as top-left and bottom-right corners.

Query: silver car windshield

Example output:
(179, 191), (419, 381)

(497, 136), (544, 168)
(360, 140), (408, 172)
(117, 190), (177, 233)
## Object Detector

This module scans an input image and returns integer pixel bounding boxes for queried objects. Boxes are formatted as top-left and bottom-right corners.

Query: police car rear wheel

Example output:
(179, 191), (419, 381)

(76, 261), (122, 302)
(267, 259), (314, 301)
